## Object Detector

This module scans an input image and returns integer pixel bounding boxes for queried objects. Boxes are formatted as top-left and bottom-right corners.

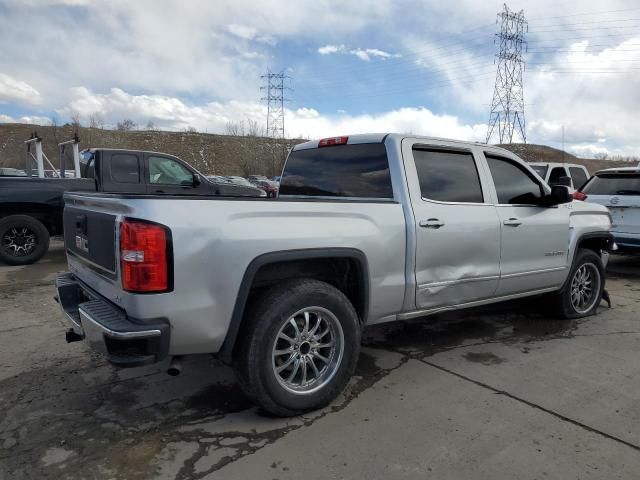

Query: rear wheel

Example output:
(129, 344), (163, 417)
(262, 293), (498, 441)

(555, 248), (604, 318)
(234, 279), (360, 416)
(0, 215), (50, 266)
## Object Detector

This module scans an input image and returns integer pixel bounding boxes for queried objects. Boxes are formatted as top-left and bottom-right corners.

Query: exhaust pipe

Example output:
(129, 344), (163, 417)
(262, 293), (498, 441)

(167, 356), (183, 376)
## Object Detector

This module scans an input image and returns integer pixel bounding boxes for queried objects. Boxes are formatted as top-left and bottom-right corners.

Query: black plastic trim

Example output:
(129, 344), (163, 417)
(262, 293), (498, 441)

(217, 248), (370, 364)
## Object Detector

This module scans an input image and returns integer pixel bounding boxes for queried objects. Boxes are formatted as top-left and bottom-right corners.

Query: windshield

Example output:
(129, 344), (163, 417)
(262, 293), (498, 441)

(582, 174), (640, 195)
(530, 165), (548, 179)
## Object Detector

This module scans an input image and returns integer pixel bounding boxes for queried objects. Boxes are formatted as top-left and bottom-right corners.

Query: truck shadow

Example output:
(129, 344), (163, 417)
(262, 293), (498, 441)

(0, 297), (580, 479)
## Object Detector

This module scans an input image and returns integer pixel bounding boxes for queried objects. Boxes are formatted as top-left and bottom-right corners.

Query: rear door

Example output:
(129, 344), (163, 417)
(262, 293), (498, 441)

(402, 140), (501, 310)
(484, 154), (570, 296)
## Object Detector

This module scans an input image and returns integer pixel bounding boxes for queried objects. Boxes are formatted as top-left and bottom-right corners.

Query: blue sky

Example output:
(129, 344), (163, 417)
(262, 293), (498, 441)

(1, 0), (639, 157)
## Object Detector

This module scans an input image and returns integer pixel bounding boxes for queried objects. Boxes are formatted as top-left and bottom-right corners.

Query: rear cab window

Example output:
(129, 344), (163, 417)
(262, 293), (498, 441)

(279, 143), (393, 199)
(583, 173), (640, 195)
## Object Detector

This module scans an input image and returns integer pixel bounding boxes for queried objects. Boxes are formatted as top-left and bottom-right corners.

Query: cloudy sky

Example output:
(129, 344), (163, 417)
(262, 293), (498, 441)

(0, 0), (639, 157)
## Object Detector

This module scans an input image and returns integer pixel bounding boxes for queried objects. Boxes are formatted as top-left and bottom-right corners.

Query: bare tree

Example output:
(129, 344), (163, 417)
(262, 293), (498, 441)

(224, 120), (245, 136)
(70, 112), (82, 130)
(145, 120), (156, 131)
(594, 152), (609, 161)
(245, 118), (262, 137)
(88, 113), (104, 129)
(184, 126), (197, 133)
(116, 119), (136, 131)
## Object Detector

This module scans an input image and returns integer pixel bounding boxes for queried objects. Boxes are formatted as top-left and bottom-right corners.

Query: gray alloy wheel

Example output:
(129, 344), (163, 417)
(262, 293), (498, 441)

(271, 307), (345, 395)
(570, 262), (601, 314)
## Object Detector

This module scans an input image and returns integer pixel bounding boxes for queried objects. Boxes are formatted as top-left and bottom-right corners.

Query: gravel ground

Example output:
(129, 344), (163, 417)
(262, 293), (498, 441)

(1, 242), (640, 479)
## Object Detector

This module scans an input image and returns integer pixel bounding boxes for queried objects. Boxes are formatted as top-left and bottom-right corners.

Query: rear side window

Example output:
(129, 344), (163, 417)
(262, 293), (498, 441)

(583, 174), (640, 195)
(486, 155), (543, 204)
(279, 144), (393, 198)
(413, 148), (483, 203)
(569, 167), (588, 189)
(110, 154), (140, 184)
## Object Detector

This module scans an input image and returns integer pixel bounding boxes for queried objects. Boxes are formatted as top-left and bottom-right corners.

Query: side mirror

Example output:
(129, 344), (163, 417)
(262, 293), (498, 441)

(192, 173), (202, 187)
(546, 185), (572, 206)
(556, 175), (572, 187)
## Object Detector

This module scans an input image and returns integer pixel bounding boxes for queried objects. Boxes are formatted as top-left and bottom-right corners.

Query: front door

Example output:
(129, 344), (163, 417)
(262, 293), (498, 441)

(484, 154), (570, 296)
(402, 140), (501, 310)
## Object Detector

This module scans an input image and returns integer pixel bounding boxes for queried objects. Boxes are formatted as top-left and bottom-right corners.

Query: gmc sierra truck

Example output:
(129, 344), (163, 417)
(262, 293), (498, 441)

(0, 147), (262, 265)
(55, 134), (613, 416)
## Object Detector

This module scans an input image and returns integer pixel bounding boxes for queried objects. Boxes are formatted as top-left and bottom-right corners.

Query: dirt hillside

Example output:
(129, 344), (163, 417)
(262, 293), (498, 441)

(0, 123), (302, 177)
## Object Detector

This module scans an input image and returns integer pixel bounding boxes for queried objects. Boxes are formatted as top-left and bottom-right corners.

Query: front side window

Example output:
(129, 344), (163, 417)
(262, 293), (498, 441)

(413, 148), (483, 203)
(148, 156), (193, 185)
(486, 155), (543, 205)
(279, 144), (393, 198)
(530, 164), (548, 179)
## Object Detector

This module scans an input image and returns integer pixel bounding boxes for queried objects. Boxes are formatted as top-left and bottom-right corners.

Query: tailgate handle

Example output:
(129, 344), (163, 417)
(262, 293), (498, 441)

(75, 214), (87, 234)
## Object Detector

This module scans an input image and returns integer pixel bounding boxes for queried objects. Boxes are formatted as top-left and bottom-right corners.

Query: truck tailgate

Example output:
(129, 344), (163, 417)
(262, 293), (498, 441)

(63, 205), (117, 273)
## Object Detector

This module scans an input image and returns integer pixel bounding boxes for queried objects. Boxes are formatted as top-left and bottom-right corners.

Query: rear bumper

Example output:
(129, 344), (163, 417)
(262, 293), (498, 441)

(55, 272), (170, 367)
(611, 232), (640, 252)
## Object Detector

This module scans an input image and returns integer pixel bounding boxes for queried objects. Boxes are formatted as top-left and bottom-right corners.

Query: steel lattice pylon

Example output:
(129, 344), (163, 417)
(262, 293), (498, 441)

(261, 69), (291, 139)
(486, 3), (528, 144)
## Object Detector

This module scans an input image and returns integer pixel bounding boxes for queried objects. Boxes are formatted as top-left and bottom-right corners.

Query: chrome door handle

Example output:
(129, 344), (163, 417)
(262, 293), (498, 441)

(503, 218), (522, 227)
(419, 218), (445, 229)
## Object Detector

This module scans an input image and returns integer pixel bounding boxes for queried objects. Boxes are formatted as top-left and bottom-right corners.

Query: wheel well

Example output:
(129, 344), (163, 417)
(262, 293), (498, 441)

(0, 204), (60, 235)
(218, 250), (369, 364)
(577, 235), (612, 256)
(250, 257), (366, 322)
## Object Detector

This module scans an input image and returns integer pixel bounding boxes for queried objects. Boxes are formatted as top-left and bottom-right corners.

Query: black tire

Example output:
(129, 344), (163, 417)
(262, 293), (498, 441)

(234, 279), (361, 417)
(0, 215), (50, 266)
(554, 248), (605, 319)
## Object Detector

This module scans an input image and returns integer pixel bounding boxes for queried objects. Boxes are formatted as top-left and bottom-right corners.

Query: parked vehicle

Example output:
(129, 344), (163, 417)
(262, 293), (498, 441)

(0, 167), (28, 177)
(0, 147), (263, 265)
(55, 133), (612, 416)
(252, 179), (279, 197)
(575, 166), (640, 253)
(529, 162), (590, 191)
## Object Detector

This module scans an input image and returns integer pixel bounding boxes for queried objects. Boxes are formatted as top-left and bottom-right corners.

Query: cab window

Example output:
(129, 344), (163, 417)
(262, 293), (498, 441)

(486, 155), (543, 205)
(148, 156), (193, 185)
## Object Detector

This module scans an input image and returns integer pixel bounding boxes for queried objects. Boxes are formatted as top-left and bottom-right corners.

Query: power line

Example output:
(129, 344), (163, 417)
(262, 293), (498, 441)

(486, 3), (528, 144)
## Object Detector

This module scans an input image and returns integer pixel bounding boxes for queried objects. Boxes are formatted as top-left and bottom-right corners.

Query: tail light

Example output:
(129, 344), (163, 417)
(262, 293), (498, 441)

(318, 136), (348, 147)
(120, 219), (171, 293)
(573, 191), (588, 201)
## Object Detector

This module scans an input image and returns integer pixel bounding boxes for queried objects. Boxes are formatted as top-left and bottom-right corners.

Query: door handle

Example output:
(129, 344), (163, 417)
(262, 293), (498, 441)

(503, 218), (522, 227)
(419, 218), (445, 229)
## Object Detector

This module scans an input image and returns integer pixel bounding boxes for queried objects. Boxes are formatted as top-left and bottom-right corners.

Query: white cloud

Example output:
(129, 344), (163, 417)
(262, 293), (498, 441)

(0, 73), (41, 105)
(57, 86), (485, 142)
(0, 113), (50, 124)
(228, 23), (276, 45)
(317, 44), (400, 61)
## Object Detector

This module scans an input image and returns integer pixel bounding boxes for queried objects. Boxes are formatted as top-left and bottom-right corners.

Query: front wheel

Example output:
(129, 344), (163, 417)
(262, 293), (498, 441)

(234, 279), (360, 416)
(555, 248), (605, 318)
(0, 215), (50, 266)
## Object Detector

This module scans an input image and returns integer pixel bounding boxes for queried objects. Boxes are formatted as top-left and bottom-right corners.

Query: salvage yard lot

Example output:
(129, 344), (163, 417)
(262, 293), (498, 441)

(1, 243), (640, 479)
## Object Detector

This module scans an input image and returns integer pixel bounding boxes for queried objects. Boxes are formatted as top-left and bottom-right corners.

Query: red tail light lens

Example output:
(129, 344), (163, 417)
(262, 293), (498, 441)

(120, 219), (171, 293)
(318, 136), (348, 147)
(573, 191), (588, 201)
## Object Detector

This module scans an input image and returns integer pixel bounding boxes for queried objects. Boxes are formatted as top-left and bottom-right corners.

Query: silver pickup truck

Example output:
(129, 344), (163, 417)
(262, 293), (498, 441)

(55, 133), (613, 416)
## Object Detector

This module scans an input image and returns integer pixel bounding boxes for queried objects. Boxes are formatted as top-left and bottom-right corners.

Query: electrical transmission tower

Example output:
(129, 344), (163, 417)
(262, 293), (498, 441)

(486, 3), (528, 144)
(261, 69), (291, 139)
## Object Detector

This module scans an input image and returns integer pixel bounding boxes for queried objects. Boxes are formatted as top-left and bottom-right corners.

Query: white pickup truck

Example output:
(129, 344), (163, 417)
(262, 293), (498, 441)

(55, 133), (613, 416)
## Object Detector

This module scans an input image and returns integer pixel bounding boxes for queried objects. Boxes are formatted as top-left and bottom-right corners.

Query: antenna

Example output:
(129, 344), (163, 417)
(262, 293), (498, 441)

(486, 3), (528, 144)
